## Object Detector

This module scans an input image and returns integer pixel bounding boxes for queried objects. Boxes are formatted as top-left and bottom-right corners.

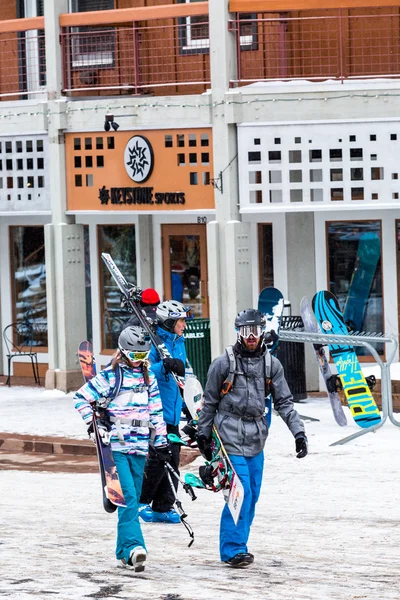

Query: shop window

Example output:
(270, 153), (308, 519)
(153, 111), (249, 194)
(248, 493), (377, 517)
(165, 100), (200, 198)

(99, 225), (136, 350)
(10, 225), (48, 347)
(327, 220), (382, 356)
(258, 223), (274, 289)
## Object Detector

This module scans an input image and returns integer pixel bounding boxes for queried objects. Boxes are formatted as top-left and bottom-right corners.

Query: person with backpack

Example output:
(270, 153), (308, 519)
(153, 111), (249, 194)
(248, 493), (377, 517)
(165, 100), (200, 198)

(196, 309), (308, 569)
(74, 326), (169, 572)
(139, 300), (191, 524)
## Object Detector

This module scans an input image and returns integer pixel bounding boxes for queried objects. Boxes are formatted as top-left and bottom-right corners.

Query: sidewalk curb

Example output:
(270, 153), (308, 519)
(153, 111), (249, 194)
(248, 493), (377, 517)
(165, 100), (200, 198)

(0, 432), (96, 456)
(0, 432), (200, 465)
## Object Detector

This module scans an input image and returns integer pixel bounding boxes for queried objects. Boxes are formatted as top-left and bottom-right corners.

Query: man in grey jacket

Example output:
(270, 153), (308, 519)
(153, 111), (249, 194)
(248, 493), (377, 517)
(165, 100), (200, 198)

(196, 308), (308, 568)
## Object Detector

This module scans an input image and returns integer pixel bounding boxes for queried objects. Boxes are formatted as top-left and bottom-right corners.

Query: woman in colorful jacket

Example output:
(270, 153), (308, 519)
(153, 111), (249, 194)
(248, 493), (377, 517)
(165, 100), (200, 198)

(139, 300), (191, 524)
(74, 325), (168, 572)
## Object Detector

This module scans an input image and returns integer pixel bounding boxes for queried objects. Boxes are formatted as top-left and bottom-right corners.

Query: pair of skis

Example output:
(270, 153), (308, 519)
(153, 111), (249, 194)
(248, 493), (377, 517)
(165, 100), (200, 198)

(100, 253), (244, 525)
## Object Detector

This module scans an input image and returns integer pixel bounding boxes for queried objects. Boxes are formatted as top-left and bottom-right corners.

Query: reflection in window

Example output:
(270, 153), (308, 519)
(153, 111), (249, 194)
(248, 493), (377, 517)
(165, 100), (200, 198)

(259, 223), (274, 289)
(10, 226), (47, 347)
(99, 225), (136, 350)
(327, 220), (382, 355)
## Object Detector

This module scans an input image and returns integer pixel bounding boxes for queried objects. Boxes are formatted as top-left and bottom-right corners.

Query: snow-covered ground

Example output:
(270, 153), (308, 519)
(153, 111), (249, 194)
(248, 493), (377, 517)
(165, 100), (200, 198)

(1, 386), (400, 599)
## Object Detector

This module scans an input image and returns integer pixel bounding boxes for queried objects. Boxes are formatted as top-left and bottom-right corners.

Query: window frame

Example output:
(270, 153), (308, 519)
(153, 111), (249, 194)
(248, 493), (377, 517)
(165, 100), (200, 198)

(69, 0), (115, 70)
(178, 0), (258, 55)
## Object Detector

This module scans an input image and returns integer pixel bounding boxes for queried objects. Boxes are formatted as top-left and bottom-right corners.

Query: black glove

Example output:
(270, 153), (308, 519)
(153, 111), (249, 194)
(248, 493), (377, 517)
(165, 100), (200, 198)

(163, 357), (185, 377)
(196, 434), (213, 461)
(154, 444), (173, 463)
(295, 434), (308, 459)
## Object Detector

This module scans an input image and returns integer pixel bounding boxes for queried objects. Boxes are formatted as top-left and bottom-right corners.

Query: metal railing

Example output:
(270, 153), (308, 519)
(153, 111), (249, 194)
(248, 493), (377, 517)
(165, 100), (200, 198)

(279, 329), (399, 446)
(61, 19), (210, 96)
(0, 30), (46, 99)
(230, 12), (400, 85)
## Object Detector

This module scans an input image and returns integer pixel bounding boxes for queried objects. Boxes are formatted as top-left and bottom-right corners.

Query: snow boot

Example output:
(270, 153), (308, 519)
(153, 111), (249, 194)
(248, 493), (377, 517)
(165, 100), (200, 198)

(138, 504), (154, 522)
(152, 508), (180, 524)
(224, 553), (254, 568)
(121, 546), (147, 572)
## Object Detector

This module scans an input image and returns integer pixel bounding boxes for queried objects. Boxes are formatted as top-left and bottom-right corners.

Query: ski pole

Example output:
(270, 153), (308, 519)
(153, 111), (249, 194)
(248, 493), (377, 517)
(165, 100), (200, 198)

(164, 463), (194, 547)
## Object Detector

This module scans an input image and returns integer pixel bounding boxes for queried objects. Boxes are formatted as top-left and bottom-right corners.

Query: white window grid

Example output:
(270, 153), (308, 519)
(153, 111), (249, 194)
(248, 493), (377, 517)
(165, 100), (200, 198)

(0, 135), (49, 211)
(239, 122), (400, 212)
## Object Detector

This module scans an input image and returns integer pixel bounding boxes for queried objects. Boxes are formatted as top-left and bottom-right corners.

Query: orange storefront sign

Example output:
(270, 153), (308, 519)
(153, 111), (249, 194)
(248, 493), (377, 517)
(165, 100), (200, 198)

(66, 128), (215, 211)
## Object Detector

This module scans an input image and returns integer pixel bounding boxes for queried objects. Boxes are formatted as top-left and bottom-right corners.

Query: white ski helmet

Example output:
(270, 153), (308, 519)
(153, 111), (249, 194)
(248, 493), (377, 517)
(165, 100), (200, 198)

(156, 300), (191, 332)
(118, 326), (151, 360)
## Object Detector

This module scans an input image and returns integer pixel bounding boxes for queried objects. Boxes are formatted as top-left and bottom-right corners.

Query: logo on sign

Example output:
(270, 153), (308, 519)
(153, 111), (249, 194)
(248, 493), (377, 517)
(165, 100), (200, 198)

(124, 135), (154, 183)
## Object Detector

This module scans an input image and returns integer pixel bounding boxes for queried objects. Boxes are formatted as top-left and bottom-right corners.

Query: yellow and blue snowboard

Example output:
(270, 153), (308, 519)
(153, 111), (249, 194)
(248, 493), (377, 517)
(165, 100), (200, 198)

(312, 291), (381, 428)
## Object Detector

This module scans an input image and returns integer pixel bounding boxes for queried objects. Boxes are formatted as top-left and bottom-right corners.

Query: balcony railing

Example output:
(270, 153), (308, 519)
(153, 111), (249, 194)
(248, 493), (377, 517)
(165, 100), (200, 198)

(0, 17), (46, 100)
(231, 11), (400, 85)
(60, 4), (210, 96)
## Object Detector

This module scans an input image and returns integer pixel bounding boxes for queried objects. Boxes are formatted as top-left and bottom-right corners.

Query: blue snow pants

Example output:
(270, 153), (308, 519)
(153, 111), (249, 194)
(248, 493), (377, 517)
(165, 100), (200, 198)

(220, 451), (264, 562)
(113, 452), (146, 562)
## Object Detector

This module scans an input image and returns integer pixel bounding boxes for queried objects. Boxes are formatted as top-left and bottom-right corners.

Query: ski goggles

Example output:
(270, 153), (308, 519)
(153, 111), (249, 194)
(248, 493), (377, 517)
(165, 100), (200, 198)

(238, 325), (265, 339)
(122, 349), (150, 362)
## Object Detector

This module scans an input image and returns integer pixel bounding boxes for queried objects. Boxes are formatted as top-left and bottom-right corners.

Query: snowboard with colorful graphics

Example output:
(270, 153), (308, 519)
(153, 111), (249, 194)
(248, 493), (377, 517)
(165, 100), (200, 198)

(258, 287), (285, 427)
(312, 292), (381, 428)
(300, 296), (347, 427)
(183, 377), (244, 526)
(78, 341), (126, 513)
(343, 232), (381, 333)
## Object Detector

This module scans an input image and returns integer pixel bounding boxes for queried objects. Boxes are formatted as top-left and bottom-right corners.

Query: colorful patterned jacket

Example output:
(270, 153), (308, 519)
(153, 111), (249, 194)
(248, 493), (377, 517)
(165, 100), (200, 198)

(74, 362), (167, 455)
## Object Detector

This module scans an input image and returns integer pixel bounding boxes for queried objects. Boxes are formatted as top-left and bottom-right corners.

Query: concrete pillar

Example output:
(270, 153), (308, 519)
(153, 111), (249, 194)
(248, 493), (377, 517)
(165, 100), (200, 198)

(137, 215), (154, 289)
(44, 0), (87, 391)
(208, 0), (251, 357)
(285, 212), (318, 390)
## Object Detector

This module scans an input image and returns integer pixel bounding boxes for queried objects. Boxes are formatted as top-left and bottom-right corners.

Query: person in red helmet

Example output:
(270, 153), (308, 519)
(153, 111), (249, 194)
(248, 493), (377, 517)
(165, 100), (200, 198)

(126, 288), (160, 329)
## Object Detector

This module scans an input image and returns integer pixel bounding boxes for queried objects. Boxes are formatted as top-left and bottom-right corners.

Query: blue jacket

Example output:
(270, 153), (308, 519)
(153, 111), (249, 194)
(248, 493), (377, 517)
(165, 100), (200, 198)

(149, 327), (187, 425)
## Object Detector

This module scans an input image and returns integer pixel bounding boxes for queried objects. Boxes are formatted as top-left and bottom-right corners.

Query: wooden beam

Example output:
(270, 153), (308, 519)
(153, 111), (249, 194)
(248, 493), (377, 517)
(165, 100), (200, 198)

(60, 2), (209, 27)
(0, 16), (44, 33)
(230, 0), (400, 11)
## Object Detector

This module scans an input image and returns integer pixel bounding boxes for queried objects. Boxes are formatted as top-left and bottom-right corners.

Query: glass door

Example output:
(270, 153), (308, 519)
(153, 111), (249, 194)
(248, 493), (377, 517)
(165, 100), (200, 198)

(161, 224), (208, 318)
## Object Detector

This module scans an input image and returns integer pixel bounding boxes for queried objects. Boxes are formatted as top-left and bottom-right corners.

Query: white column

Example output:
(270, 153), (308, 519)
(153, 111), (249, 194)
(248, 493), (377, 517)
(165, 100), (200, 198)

(208, 0), (252, 356)
(44, 0), (87, 390)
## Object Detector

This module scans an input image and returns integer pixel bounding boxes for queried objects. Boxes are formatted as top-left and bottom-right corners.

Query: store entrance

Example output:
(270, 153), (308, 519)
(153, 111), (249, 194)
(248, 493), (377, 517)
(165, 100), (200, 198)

(161, 224), (209, 318)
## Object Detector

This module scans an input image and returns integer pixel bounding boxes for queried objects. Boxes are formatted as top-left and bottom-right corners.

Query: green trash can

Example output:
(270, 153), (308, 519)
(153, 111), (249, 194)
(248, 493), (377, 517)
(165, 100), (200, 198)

(184, 318), (211, 388)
